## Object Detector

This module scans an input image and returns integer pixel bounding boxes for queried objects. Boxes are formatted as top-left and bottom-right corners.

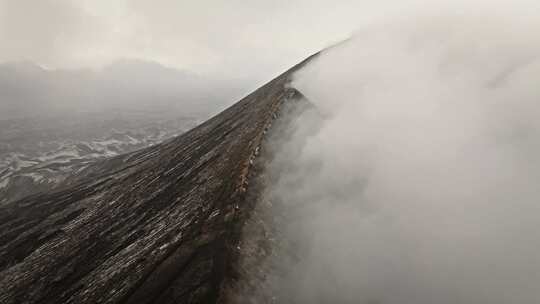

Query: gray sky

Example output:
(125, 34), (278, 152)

(0, 0), (417, 84)
(2, 0), (539, 84)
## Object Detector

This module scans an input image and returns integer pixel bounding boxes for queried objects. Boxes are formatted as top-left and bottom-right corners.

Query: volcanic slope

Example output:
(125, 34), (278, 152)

(0, 53), (317, 304)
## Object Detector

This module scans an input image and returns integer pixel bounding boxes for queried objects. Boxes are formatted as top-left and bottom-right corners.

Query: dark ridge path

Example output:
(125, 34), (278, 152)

(0, 53), (318, 304)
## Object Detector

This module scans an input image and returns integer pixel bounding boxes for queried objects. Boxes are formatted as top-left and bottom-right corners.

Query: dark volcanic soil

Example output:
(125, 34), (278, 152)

(0, 54), (317, 304)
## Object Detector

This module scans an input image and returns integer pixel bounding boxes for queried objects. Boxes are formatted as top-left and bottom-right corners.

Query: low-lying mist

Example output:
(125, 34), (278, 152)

(258, 7), (540, 304)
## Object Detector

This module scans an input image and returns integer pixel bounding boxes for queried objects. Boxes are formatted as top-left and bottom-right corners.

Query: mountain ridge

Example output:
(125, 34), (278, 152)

(0, 53), (318, 304)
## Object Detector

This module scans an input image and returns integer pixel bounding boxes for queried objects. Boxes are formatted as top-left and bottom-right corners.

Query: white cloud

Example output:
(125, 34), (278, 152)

(254, 4), (540, 303)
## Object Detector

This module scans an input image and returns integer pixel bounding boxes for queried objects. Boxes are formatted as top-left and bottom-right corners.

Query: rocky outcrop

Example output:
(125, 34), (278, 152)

(0, 54), (317, 304)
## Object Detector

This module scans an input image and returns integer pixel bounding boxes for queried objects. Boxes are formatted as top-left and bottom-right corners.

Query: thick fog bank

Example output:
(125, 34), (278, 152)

(259, 8), (540, 304)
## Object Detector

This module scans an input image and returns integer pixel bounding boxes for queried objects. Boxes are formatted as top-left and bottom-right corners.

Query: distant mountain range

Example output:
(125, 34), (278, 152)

(0, 59), (243, 119)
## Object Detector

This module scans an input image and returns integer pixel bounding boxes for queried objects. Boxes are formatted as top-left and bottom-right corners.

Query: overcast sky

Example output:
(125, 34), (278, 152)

(1, 0), (539, 86)
(0, 0), (425, 84)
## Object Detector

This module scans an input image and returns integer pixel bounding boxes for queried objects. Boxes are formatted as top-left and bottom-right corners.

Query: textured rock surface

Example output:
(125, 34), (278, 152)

(0, 54), (317, 304)
(218, 98), (314, 304)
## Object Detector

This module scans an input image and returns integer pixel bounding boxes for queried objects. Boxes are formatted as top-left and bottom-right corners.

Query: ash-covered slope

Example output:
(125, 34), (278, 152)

(0, 54), (316, 304)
